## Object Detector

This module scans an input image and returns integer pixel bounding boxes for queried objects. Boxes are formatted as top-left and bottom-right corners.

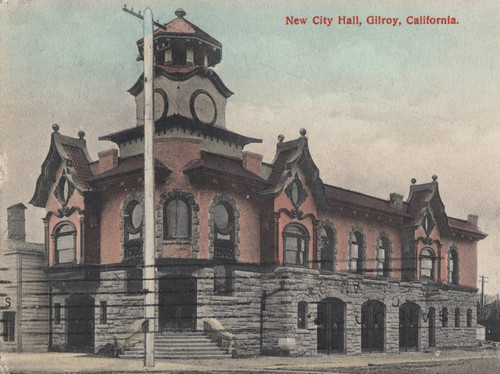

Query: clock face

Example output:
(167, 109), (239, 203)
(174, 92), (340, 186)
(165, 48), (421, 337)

(190, 90), (217, 125)
(153, 89), (168, 121)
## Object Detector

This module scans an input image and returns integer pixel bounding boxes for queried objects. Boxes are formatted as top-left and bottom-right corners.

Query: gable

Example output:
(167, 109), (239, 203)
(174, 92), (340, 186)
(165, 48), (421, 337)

(30, 129), (93, 208)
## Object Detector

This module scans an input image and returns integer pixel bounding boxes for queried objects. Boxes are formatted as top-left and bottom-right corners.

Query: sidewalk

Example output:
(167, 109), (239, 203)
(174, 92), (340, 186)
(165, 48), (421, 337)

(2, 347), (499, 373)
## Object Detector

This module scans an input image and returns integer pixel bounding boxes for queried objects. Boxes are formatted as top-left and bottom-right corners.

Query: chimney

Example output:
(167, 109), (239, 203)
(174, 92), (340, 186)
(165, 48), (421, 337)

(242, 151), (263, 177)
(389, 193), (404, 209)
(467, 214), (478, 228)
(7, 203), (27, 241)
(98, 149), (118, 174)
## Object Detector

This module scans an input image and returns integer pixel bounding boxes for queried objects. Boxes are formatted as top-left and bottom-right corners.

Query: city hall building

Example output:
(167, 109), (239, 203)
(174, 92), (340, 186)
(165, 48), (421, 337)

(29, 9), (486, 357)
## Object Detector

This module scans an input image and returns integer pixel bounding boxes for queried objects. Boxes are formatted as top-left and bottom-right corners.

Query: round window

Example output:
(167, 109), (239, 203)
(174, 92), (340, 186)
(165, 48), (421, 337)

(125, 201), (143, 234)
(214, 203), (229, 230)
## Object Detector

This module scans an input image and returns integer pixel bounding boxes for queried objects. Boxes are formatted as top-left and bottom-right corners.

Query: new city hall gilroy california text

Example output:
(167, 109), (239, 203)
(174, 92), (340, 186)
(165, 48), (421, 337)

(2, 8), (486, 358)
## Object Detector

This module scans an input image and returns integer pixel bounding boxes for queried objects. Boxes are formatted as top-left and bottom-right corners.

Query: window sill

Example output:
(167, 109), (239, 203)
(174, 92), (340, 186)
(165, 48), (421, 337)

(163, 239), (192, 245)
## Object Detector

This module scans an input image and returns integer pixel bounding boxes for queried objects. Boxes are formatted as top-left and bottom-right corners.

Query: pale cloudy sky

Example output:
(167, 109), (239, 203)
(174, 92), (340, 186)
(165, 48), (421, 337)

(1, 0), (499, 294)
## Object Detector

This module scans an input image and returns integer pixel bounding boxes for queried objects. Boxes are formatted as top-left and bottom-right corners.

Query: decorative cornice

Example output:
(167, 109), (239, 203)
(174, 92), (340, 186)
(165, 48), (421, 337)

(128, 66), (233, 98)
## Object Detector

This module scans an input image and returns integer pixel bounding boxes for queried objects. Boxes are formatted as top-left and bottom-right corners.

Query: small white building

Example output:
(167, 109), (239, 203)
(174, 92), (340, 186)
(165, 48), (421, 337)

(1, 203), (48, 352)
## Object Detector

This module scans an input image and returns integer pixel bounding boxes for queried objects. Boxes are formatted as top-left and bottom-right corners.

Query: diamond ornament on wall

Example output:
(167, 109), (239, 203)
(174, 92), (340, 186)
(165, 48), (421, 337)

(421, 210), (435, 238)
(53, 170), (75, 208)
(285, 173), (308, 212)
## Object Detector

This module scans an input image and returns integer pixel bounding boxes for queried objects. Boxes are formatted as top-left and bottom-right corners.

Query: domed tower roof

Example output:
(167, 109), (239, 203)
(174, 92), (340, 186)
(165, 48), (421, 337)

(136, 8), (222, 68)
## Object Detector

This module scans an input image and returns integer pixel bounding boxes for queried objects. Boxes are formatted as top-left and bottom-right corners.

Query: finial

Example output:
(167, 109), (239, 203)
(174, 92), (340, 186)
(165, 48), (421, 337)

(300, 128), (307, 137)
(78, 131), (85, 139)
(175, 8), (186, 18)
(278, 134), (284, 142)
(432, 175), (438, 181)
(411, 178), (416, 184)
(52, 123), (59, 132)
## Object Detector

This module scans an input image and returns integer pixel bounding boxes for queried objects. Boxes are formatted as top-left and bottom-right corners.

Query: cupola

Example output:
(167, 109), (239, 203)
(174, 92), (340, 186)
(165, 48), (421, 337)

(136, 8), (222, 68)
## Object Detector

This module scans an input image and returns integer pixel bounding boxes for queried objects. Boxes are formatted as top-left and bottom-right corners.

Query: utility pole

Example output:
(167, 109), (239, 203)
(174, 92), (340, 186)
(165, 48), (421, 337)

(479, 275), (488, 307)
(122, 5), (167, 367)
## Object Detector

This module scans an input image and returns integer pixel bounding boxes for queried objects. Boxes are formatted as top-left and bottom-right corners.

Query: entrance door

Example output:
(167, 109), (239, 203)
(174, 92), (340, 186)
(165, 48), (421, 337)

(361, 300), (385, 352)
(66, 295), (95, 352)
(399, 302), (420, 351)
(317, 298), (345, 353)
(428, 307), (436, 348)
(159, 276), (197, 332)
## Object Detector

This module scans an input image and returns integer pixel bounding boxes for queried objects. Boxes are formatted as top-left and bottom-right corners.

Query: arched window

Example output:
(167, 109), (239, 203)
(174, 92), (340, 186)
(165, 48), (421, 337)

(320, 224), (335, 271)
(376, 236), (391, 277)
(349, 231), (365, 274)
(123, 200), (143, 258)
(448, 248), (459, 285)
(298, 301), (307, 329)
(467, 309), (473, 327)
(213, 201), (235, 260)
(419, 247), (435, 280)
(164, 198), (191, 241)
(53, 222), (76, 264)
(455, 308), (460, 327)
(283, 223), (309, 266)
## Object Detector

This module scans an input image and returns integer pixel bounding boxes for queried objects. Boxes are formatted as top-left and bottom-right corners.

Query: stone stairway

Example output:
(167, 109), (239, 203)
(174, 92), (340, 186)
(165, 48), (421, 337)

(121, 331), (232, 359)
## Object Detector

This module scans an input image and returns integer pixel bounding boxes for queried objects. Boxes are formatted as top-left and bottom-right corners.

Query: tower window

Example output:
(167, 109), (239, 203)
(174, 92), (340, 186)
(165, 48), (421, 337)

(164, 198), (191, 241)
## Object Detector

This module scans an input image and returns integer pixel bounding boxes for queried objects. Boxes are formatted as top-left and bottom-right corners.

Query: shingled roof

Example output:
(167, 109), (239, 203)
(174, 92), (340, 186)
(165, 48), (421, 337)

(30, 127), (93, 207)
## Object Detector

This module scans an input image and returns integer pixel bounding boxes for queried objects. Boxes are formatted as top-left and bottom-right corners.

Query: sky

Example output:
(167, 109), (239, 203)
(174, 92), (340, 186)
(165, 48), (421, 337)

(0, 0), (499, 295)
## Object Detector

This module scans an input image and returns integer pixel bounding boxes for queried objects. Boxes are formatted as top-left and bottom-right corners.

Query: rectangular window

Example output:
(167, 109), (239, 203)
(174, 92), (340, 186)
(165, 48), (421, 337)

(442, 307), (448, 327)
(54, 303), (61, 325)
(214, 265), (232, 295)
(100, 301), (107, 324)
(126, 268), (143, 295)
(297, 302), (307, 329)
(455, 308), (460, 327)
(467, 309), (473, 327)
(2, 312), (15, 342)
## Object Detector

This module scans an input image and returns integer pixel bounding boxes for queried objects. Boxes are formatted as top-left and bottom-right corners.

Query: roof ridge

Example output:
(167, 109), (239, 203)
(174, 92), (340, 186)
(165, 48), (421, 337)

(324, 183), (396, 204)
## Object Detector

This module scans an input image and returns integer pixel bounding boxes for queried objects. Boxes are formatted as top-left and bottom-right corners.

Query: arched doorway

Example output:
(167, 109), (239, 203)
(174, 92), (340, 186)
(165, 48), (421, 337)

(66, 295), (95, 352)
(317, 298), (345, 353)
(159, 276), (197, 332)
(361, 300), (385, 352)
(399, 302), (420, 351)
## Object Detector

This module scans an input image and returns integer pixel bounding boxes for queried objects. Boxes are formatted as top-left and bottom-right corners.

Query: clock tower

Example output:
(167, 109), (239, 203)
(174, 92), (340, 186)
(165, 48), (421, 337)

(129, 8), (232, 129)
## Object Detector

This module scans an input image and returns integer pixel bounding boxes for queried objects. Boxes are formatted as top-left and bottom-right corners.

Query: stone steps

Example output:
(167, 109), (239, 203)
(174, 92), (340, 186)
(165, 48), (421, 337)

(121, 331), (232, 359)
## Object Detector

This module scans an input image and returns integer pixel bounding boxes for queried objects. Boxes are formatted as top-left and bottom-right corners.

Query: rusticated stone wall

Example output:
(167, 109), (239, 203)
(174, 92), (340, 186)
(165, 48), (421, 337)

(47, 265), (478, 356)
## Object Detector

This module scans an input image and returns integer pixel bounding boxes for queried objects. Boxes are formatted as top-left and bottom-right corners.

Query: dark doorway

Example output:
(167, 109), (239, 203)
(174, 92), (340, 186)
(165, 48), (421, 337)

(66, 295), (95, 352)
(361, 300), (385, 352)
(428, 307), (436, 348)
(159, 276), (197, 332)
(399, 302), (420, 351)
(317, 298), (345, 353)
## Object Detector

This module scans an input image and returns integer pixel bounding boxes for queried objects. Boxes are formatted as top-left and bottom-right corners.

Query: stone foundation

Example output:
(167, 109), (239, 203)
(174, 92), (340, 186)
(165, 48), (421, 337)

(48, 265), (478, 356)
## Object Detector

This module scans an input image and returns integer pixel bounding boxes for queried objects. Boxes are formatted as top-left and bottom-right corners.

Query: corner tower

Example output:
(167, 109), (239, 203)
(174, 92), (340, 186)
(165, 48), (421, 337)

(129, 9), (232, 129)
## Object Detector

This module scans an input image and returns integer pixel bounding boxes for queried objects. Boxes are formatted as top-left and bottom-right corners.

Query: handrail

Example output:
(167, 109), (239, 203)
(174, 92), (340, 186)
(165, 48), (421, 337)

(202, 318), (235, 353)
(113, 318), (147, 357)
